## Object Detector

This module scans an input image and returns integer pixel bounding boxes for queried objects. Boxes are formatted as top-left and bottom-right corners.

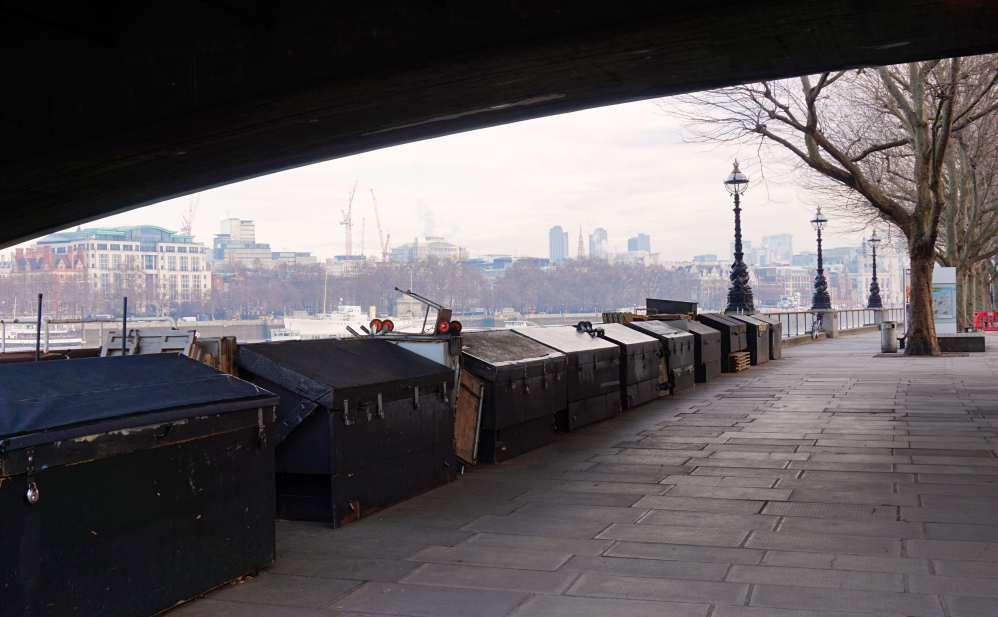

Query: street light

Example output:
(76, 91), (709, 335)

(810, 207), (832, 310)
(724, 161), (755, 313)
(867, 230), (883, 308)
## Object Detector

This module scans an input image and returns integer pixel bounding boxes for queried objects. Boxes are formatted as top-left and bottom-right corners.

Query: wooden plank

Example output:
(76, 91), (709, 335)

(454, 367), (485, 466)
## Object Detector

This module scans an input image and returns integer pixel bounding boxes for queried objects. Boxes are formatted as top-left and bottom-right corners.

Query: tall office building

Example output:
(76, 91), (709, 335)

(549, 226), (569, 264)
(589, 228), (610, 260)
(627, 233), (651, 253)
(761, 233), (793, 264)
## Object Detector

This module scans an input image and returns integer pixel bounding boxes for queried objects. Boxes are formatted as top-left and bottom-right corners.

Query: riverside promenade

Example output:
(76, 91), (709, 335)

(173, 331), (998, 617)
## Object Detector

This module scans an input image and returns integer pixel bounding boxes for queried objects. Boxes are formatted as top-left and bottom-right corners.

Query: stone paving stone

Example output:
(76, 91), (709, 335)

(170, 599), (336, 616)
(665, 485), (792, 501)
(777, 516), (924, 539)
(907, 572), (998, 597)
(405, 544), (573, 571)
(898, 464), (998, 475)
(906, 539), (998, 560)
(663, 474), (779, 488)
(897, 482), (998, 495)
(509, 594), (708, 617)
(604, 541), (764, 565)
(269, 553), (422, 582)
(333, 582), (528, 617)
(749, 584), (944, 616)
(725, 438), (816, 445)
(555, 480), (671, 495)
(460, 515), (608, 539)
(797, 470), (916, 482)
(901, 506), (998, 525)
(920, 495), (998, 509)
(597, 523), (749, 547)
(944, 595), (998, 617)
(762, 501), (898, 520)
(691, 466), (801, 479)
(566, 573), (749, 605)
(916, 473), (998, 485)
(789, 460), (895, 472)
(207, 573), (360, 608)
(713, 607), (910, 617)
(512, 502), (647, 524)
(746, 530), (902, 556)
(932, 559), (998, 578)
(910, 456), (998, 466)
(785, 489), (919, 507)
(511, 488), (641, 507)
(708, 451), (811, 460)
(632, 495), (766, 514)
(725, 564), (904, 591)
(761, 550), (929, 573)
(639, 509), (779, 531)
(561, 554), (729, 581)
(925, 522), (998, 542)
(400, 562), (578, 594)
(461, 532), (614, 556)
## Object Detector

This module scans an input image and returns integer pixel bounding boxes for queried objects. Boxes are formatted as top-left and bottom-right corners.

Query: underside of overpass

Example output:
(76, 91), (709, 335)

(3, 1), (998, 248)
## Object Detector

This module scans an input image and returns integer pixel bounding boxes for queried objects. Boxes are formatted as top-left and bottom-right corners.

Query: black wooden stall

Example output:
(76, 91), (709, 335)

(696, 313), (748, 372)
(751, 313), (783, 360)
(0, 354), (278, 617)
(669, 319), (723, 382)
(460, 330), (567, 463)
(625, 321), (696, 395)
(512, 326), (621, 431)
(597, 323), (662, 409)
(236, 338), (456, 527)
(727, 314), (770, 365)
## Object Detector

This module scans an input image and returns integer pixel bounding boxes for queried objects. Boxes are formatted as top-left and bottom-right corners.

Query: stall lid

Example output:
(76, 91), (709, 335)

(0, 353), (277, 447)
(237, 339), (454, 408)
(626, 320), (692, 343)
(462, 330), (566, 379)
(686, 321), (721, 338)
(597, 323), (658, 347)
(512, 325), (619, 354)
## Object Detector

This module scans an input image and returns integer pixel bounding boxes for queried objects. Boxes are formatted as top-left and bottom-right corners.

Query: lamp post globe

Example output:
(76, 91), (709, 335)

(810, 207), (832, 310)
(724, 161), (755, 314)
(867, 230), (883, 308)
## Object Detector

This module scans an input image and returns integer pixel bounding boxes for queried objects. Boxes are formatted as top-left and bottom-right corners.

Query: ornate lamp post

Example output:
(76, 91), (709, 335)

(810, 207), (832, 310)
(867, 230), (883, 308)
(724, 161), (754, 313)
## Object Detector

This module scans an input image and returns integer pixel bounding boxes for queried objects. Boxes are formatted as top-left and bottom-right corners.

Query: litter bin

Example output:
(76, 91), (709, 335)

(880, 321), (898, 353)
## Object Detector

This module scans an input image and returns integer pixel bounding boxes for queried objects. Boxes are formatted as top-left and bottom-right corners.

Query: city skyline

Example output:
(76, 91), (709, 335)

(15, 100), (878, 263)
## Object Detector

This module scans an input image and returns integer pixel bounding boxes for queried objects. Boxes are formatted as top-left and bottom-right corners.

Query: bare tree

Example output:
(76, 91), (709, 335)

(664, 56), (998, 355)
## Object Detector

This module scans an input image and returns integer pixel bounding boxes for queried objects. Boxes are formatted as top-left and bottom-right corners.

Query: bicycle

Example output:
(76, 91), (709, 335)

(811, 311), (824, 340)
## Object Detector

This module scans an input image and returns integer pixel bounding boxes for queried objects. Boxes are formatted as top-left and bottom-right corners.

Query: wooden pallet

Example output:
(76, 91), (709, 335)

(728, 351), (750, 372)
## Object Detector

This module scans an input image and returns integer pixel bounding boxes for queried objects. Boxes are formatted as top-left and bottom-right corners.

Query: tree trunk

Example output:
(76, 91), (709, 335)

(905, 247), (941, 355)
(956, 267), (969, 331)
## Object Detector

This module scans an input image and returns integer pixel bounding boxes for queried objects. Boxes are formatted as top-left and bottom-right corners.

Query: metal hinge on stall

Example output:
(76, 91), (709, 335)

(377, 393), (384, 418)
(414, 386), (420, 410)
(442, 382), (449, 403)
(343, 399), (352, 426)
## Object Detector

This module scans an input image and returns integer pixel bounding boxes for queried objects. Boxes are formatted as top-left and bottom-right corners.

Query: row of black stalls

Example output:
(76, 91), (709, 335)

(0, 300), (783, 616)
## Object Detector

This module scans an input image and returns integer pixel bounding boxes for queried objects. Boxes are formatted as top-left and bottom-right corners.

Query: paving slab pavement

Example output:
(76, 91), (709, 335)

(169, 331), (998, 616)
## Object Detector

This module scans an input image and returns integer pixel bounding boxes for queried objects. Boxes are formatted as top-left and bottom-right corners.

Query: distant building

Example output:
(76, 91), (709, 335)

(28, 225), (211, 311)
(589, 228), (609, 260)
(612, 251), (659, 266)
(214, 219), (272, 265)
(272, 251), (317, 265)
(469, 254), (514, 283)
(390, 237), (469, 263)
(548, 226), (569, 264)
(627, 233), (651, 253)
(761, 233), (793, 264)
(693, 254), (718, 263)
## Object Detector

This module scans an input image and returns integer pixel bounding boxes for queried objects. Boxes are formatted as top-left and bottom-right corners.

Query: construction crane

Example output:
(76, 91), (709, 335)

(370, 189), (391, 262)
(340, 181), (358, 259)
(181, 193), (200, 236)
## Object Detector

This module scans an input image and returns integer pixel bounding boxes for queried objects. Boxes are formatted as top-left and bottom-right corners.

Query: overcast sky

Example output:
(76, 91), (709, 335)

(37, 99), (871, 262)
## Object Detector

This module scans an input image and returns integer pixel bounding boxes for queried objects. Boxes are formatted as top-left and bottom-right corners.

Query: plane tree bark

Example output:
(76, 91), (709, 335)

(665, 57), (998, 354)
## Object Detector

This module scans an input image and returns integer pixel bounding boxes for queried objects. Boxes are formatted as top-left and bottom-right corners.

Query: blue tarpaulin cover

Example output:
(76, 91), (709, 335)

(0, 353), (274, 440)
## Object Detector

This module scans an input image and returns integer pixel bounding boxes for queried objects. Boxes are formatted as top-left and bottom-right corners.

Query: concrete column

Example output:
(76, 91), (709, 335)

(873, 308), (885, 325)
(826, 310), (840, 338)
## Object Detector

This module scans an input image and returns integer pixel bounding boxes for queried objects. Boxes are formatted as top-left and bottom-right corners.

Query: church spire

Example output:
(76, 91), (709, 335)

(577, 226), (586, 259)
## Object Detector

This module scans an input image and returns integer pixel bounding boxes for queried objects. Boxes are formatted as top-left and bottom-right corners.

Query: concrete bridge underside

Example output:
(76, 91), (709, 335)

(4, 1), (998, 247)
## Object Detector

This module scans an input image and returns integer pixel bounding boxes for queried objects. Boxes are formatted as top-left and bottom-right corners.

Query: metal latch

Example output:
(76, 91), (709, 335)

(256, 408), (267, 449)
(414, 386), (420, 410)
(343, 399), (352, 426)
(377, 393), (384, 418)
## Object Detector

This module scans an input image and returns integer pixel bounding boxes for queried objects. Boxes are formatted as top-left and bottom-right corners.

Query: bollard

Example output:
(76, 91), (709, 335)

(880, 321), (898, 353)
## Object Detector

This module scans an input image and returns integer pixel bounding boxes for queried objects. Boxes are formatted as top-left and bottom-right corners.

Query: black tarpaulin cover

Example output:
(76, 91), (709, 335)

(0, 353), (275, 440)
(237, 339), (454, 405)
(462, 330), (564, 367)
